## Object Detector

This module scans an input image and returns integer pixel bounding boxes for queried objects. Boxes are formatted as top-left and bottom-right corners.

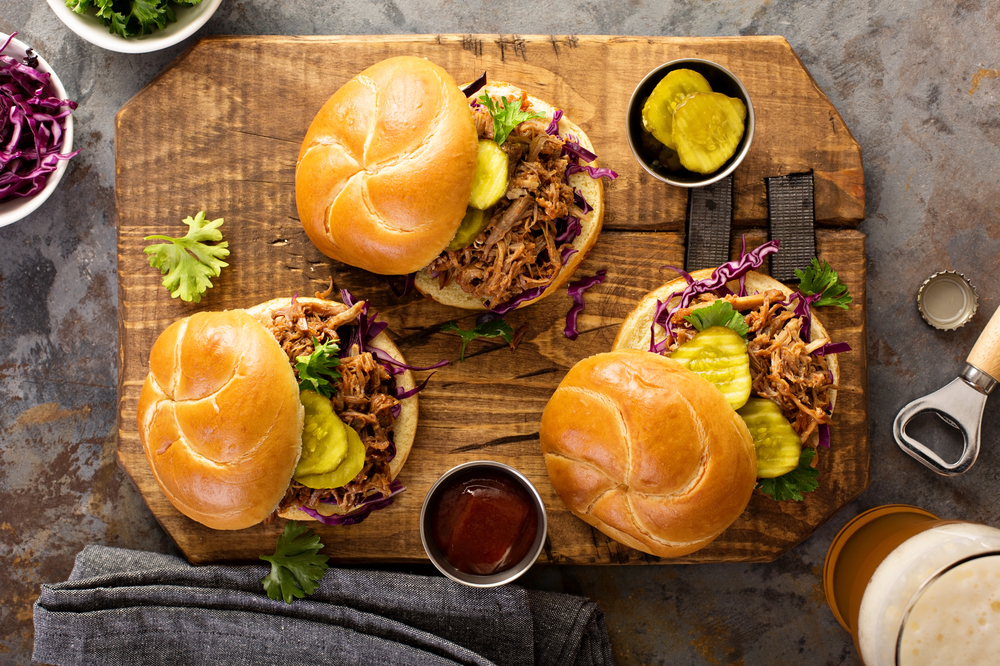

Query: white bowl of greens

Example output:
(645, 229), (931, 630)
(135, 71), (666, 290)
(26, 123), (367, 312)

(46, 0), (223, 54)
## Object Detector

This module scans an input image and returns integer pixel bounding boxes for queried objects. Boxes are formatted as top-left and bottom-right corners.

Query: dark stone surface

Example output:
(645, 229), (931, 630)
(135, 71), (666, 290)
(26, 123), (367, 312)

(2, 0), (1000, 663)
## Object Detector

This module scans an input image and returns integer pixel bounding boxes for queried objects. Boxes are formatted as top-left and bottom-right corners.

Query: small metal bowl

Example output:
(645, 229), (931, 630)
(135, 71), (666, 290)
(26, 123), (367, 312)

(626, 58), (755, 188)
(419, 460), (547, 588)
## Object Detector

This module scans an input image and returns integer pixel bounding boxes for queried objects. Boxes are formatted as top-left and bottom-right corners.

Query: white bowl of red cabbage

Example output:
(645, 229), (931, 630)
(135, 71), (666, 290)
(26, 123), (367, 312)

(46, 0), (223, 54)
(0, 33), (78, 229)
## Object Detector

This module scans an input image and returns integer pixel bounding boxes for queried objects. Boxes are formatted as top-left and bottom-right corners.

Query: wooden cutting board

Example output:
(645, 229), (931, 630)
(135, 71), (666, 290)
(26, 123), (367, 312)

(115, 35), (868, 565)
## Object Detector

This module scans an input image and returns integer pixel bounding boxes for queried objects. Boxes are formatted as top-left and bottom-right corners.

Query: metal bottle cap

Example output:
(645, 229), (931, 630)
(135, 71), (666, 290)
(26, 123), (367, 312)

(917, 271), (978, 330)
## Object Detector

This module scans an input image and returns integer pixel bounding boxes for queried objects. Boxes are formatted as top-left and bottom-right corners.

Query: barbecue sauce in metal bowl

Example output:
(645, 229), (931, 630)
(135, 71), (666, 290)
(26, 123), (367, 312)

(428, 468), (539, 576)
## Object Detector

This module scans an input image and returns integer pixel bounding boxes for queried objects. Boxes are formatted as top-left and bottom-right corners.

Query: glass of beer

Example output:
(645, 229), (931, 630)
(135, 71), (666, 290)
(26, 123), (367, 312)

(824, 505), (1000, 665)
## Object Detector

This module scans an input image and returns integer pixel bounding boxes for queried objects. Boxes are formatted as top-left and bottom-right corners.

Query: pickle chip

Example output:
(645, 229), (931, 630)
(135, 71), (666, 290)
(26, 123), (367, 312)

(737, 398), (804, 479)
(469, 139), (509, 210)
(296, 423), (366, 490)
(447, 207), (491, 251)
(669, 325), (752, 410)
(672, 92), (746, 175)
(294, 390), (348, 478)
(641, 69), (713, 150)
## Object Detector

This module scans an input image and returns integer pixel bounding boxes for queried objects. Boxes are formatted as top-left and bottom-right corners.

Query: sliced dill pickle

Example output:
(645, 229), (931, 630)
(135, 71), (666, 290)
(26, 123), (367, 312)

(672, 92), (746, 174)
(469, 139), (509, 210)
(296, 424), (366, 490)
(729, 96), (747, 121)
(669, 326), (751, 410)
(641, 69), (713, 149)
(294, 390), (348, 478)
(737, 398), (803, 479)
(447, 207), (491, 251)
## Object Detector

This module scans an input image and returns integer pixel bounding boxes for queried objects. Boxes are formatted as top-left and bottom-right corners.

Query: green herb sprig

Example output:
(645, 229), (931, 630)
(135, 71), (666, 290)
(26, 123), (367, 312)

(441, 317), (514, 361)
(295, 338), (342, 398)
(796, 258), (852, 309)
(143, 211), (229, 303)
(260, 521), (330, 605)
(477, 93), (543, 146)
(755, 448), (820, 501)
(683, 300), (750, 340)
(67, 0), (203, 39)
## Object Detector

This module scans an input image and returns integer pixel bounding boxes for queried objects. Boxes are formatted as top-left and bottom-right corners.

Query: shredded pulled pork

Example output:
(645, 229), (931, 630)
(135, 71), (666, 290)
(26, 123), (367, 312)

(659, 289), (835, 441)
(426, 109), (583, 308)
(260, 299), (400, 520)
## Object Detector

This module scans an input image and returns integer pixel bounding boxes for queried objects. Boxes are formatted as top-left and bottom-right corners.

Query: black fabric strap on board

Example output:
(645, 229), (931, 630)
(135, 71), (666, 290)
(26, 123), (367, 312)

(766, 173), (816, 282)
(685, 175), (733, 272)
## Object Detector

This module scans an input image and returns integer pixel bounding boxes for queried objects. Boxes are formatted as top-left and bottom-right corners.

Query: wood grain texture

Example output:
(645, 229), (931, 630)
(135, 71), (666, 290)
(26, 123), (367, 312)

(115, 36), (868, 564)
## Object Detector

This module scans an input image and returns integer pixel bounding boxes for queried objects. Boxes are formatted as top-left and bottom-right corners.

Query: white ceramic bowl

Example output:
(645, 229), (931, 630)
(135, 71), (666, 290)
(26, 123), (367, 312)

(46, 0), (223, 54)
(0, 33), (75, 229)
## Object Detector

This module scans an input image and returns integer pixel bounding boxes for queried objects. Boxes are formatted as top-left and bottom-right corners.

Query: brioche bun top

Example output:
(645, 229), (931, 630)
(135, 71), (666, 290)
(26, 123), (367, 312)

(137, 310), (304, 531)
(540, 349), (757, 557)
(295, 56), (478, 275)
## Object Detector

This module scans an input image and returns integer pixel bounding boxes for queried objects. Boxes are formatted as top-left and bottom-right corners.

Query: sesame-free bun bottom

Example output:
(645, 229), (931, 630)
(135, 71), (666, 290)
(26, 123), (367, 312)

(137, 297), (416, 530)
(540, 349), (757, 557)
(413, 81), (605, 311)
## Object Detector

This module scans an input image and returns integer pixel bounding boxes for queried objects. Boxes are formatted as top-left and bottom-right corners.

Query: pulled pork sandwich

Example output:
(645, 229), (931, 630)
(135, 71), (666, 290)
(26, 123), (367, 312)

(295, 56), (611, 312)
(137, 294), (419, 531)
(612, 242), (852, 501)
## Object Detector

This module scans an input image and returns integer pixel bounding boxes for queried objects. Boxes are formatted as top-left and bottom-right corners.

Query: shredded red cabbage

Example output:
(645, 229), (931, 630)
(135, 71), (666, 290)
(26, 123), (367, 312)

(561, 246), (578, 263)
(661, 265), (695, 285)
(574, 189), (593, 215)
(785, 291), (820, 342)
(737, 235), (749, 297)
(545, 109), (563, 135)
(491, 285), (546, 315)
(818, 424), (831, 449)
(305, 481), (407, 526)
(555, 216), (582, 243)
(566, 163), (619, 181)
(394, 372), (437, 401)
(564, 270), (607, 340)
(650, 240), (780, 353)
(386, 273), (415, 298)
(815, 342), (852, 356)
(0, 33), (79, 203)
(461, 72), (487, 97)
(563, 140), (598, 164)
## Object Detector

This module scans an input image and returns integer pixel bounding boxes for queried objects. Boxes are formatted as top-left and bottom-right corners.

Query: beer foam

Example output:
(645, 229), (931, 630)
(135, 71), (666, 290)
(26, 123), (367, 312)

(899, 556), (1000, 666)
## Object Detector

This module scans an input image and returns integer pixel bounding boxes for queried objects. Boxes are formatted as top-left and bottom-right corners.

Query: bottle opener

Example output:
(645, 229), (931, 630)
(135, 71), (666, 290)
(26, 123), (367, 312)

(893, 305), (1000, 475)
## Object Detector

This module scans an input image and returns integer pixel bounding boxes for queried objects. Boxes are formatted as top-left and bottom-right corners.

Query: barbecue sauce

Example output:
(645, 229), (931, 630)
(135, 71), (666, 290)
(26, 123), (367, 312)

(429, 468), (538, 576)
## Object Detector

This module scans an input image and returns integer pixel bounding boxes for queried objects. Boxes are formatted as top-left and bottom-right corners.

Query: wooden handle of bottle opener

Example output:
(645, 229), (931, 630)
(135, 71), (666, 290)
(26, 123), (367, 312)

(967, 304), (1000, 381)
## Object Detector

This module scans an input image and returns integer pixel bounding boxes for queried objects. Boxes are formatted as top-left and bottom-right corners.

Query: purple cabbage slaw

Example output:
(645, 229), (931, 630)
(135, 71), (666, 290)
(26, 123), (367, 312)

(461, 71), (487, 98)
(385, 272), (416, 298)
(300, 480), (407, 526)
(0, 33), (79, 202)
(564, 270), (607, 340)
(649, 240), (780, 353)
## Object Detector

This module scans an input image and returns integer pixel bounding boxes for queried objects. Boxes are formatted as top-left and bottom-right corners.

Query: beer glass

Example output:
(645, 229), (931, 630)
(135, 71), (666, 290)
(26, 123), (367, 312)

(824, 505), (1000, 665)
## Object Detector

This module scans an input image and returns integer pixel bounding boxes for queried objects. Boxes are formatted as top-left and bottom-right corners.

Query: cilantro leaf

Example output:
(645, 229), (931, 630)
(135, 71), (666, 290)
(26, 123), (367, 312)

(295, 338), (341, 398)
(756, 447), (820, 501)
(144, 211), (230, 303)
(260, 522), (330, 604)
(477, 93), (543, 146)
(795, 258), (852, 309)
(131, 0), (170, 34)
(441, 317), (514, 361)
(66, 0), (93, 13)
(683, 300), (750, 340)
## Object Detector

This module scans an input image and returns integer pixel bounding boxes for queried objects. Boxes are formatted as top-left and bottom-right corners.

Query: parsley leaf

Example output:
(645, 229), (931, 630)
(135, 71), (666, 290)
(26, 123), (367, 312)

(756, 448), (820, 501)
(683, 300), (750, 339)
(795, 258), (852, 309)
(441, 316), (514, 361)
(295, 338), (341, 398)
(260, 521), (330, 604)
(477, 93), (543, 146)
(144, 211), (230, 303)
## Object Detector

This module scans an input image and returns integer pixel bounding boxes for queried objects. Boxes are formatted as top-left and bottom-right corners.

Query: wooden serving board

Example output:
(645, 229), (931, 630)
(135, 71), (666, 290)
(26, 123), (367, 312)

(115, 35), (868, 565)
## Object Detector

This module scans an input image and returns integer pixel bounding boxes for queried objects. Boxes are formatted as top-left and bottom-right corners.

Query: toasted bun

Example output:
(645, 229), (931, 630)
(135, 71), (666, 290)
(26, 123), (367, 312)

(612, 269), (839, 416)
(295, 56), (479, 275)
(137, 310), (305, 531)
(243, 297), (418, 523)
(413, 81), (605, 310)
(540, 350), (757, 557)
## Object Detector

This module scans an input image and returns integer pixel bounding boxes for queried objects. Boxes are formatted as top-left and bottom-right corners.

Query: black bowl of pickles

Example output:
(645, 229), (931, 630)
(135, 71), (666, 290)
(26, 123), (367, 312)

(627, 59), (754, 188)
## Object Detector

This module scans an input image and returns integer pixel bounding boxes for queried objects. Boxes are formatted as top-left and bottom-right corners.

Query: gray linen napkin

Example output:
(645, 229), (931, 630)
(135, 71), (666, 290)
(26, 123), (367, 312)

(33, 545), (613, 666)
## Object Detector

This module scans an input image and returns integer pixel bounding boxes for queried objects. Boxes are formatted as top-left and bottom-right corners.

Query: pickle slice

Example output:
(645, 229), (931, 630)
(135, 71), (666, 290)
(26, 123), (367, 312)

(447, 207), (491, 251)
(296, 423), (366, 490)
(469, 139), (509, 210)
(672, 92), (746, 174)
(737, 398), (803, 478)
(641, 69), (713, 150)
(294, 390), (348, 478)
(669, 326), (751, 410)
